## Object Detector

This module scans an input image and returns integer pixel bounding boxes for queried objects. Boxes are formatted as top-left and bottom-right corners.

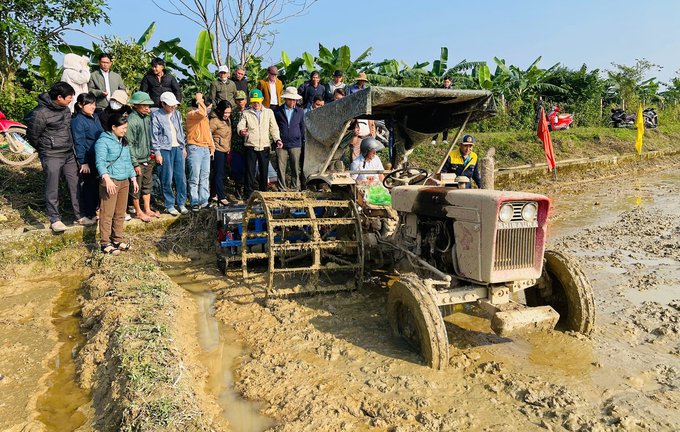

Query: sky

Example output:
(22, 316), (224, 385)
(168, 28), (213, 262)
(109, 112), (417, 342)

(65, 0), (680, 84)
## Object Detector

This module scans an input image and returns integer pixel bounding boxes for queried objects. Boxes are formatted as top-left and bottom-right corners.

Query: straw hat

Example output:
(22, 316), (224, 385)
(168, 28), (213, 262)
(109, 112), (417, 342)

(355, 72), (369, 82)
(281, 86), (302, 100)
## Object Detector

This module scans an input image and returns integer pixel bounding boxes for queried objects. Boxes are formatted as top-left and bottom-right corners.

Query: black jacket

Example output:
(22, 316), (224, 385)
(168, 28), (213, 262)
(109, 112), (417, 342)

(25, 93), (74, 157)
(139, 71), (182, 108)
(232, 75), (249, 103)
(273, 105), (305, 149)
(99, 105), (133, 132)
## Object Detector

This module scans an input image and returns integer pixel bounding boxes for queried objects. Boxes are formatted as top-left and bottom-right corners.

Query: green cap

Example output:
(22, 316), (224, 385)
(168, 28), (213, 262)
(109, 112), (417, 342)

(249, 89), (263, 102)
(128, 91), (154, 105)
(235, 90), (246, 100)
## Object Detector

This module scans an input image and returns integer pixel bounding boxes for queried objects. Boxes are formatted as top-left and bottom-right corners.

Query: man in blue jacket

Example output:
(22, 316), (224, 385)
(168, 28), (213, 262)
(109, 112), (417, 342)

(440, 134), (481, 189)
(273, 87), (306, 192)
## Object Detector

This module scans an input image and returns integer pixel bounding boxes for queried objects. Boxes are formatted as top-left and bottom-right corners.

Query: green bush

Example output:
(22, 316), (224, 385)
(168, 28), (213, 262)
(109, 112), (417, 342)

(0, 77), (46, 122)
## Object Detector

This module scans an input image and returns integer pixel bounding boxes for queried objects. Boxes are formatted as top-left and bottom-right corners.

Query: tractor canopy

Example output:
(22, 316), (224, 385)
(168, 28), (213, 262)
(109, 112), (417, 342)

(303, 87), (497, 179)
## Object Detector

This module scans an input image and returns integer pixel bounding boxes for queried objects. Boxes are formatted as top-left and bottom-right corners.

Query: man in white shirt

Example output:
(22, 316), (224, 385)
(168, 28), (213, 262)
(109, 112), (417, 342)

(350, 137), (385, 185)
(88, 53), (126, 112)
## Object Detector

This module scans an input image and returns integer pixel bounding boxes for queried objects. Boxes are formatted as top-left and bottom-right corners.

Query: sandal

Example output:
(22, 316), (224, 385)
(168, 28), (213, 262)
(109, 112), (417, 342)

(112, 242), (133, 251)
(101, 243), (120, 256)
(218, 199), (230, 206)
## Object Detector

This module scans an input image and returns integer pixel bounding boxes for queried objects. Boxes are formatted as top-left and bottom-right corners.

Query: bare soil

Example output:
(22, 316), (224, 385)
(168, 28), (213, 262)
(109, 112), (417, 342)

(1, 167), (680, 431)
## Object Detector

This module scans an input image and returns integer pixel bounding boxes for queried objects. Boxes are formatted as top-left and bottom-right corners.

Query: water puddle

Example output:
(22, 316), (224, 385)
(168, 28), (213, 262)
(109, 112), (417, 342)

(165, 268), (275, 432)
(36, 277), (91, 431)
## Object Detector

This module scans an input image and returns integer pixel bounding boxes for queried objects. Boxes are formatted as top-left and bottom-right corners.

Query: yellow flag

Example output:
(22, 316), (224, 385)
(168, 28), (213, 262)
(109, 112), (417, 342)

(635, 104), (644, 155)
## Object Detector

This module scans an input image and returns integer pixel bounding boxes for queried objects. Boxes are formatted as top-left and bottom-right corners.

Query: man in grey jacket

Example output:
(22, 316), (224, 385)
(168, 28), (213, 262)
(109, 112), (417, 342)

(88, 53), (127, 112)
(26, 82), (97, 232)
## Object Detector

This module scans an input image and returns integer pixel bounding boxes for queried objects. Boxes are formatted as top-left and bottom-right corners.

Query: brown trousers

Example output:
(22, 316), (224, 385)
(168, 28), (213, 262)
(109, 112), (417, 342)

(99, 178), (129, 246)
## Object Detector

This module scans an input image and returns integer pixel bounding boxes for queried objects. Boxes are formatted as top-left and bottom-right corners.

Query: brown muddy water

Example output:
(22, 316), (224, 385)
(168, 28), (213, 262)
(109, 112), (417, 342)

(35, 279), (91, 431)
(165, 267), (276, 432)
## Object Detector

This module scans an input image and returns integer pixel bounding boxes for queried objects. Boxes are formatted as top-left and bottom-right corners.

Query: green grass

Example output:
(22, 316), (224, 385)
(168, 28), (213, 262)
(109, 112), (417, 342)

(408, 126), (680, 172)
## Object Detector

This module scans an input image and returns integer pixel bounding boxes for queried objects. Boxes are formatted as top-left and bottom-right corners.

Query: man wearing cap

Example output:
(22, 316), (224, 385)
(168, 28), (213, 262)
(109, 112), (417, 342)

(238, 89), (283, 199)
(325, 70), (346, 102)
(210, 65), (237, 107)
(257, 66), (283, 108)
(232, 65), (249, 105)
(440, 134), (481, 189)
(273, 87), (305, 192)
(151, 92), (189, 215)
(125, 91), (159, 222)
(99, 89), (132, 132)
(348, 72), (370, 95)
(88, 53), (127, 112)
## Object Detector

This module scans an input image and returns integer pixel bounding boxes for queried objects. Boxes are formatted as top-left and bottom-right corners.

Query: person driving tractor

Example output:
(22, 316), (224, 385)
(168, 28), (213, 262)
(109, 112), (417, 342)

(440, 134), (481, 188)
(350, 137), (385, 185)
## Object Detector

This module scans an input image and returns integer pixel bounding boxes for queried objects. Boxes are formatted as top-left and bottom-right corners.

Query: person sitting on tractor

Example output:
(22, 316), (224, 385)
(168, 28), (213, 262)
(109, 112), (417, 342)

(350, 137), (385, 185)
(440, 134), (480, 188)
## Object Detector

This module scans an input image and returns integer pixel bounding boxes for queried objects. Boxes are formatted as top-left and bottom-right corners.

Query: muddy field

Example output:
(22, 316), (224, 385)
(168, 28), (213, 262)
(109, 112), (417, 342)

(1, 168), (680, 431)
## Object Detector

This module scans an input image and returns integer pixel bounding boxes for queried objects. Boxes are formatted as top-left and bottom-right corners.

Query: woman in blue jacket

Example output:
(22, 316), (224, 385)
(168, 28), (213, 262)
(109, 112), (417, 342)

(71, 93), (103, 221)
(95, 113), (139, 255)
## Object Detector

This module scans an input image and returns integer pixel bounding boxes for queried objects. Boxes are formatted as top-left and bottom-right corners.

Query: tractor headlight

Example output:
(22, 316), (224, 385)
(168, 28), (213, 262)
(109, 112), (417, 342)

(499, 203), (514, 223)
(522, 202), (538, 221)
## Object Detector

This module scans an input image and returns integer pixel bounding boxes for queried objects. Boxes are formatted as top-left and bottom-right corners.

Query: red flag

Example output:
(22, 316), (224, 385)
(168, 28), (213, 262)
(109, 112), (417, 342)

(537, 107), (556, 171)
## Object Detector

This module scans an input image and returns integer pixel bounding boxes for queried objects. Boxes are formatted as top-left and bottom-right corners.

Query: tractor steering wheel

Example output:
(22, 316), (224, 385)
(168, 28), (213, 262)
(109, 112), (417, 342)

(383, 167), (430, 190)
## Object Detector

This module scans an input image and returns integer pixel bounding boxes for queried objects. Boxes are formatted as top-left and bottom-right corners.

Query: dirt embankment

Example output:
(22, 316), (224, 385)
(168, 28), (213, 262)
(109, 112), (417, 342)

(76, 254), (229, 431)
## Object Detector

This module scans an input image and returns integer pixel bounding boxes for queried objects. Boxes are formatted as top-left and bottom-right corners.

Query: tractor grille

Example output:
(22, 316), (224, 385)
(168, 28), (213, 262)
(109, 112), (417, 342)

(494, 227), (536, 271)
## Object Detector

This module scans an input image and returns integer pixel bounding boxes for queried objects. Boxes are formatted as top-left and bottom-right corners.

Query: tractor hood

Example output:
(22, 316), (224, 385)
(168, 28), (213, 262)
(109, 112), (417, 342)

(303, 87), (497, 178)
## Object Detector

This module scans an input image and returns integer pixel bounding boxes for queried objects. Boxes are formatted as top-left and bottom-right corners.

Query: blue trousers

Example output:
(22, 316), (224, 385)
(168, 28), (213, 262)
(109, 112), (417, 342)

(186, 144), (210, 206)
(160, 147), (187, 210)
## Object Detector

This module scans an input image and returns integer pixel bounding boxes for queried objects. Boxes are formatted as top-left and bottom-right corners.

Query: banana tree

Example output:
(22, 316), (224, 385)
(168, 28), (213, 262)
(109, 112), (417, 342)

(493, 56), (566, 104)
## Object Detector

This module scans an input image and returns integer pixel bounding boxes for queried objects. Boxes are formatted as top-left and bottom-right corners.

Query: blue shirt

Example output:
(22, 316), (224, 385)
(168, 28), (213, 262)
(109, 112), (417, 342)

(284, 104), (295, 124)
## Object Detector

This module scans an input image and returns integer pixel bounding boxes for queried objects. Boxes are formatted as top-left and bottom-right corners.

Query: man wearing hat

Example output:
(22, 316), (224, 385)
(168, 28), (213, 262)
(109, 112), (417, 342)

(273, 87), (305, 192)
(210, 65), (237, 107)
(99, 89), (132, 132)
(440, 134), (481, 189)
(151, 92), (189, 215)
(237, 89), (283, 200)
(256, 65), (283, 108)
(325, 70), (346, 102)
(348, 72), (370, 95)
(125, 91), (159, 222)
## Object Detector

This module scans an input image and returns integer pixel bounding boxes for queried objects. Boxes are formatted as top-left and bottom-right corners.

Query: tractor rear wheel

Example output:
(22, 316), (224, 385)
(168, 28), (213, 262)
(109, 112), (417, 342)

(525, 250), (595, 335)
(387, 276), (449, 370)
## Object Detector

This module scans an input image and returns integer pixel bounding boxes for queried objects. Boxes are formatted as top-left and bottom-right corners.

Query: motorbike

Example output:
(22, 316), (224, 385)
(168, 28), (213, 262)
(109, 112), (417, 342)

(643, 107), (658, 129)
(546, 106), (574, 130)
(0, 110), (36, 166)
(610, 107), (658, 129)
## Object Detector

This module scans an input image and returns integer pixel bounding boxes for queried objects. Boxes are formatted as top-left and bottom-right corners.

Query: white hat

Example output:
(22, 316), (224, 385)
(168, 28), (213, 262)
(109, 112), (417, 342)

(218, 65), (229, 74)
(160, 92), (180, 106)
(281, 86), (302, 100)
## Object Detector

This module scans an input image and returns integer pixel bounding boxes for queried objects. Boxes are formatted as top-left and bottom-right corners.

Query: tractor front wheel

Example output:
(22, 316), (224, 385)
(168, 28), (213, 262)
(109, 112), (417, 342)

(387, 276), (449, 370)
(525, 250), (595, 335)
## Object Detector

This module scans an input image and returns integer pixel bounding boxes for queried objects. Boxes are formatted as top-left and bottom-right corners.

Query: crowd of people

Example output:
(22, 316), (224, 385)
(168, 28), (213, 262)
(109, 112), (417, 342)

(26, 52), (476, 253)
(25, 52), (380, 254)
